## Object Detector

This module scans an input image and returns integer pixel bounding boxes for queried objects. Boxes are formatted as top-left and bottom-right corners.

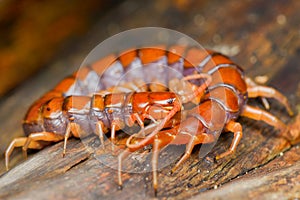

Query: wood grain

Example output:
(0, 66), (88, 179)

(0, 0), (299, 199)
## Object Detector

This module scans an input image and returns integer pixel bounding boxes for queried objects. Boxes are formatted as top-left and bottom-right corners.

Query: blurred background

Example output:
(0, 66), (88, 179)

(0, 0), (123, 97)
(1, 0), (298, 97)
(0, 0), (205, 97)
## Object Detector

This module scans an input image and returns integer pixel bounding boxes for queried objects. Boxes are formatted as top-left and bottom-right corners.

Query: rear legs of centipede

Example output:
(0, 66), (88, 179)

(242, 77), (293, 132)
(245, 77), (293, 116)
(5, 132), (64, 170)
(5, 120), (89, 170)
(215, 78), (294, 161)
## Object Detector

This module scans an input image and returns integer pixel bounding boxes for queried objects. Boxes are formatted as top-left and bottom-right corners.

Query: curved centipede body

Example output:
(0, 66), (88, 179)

(5, 45), (212, 169)
(4, 45), (293, 196)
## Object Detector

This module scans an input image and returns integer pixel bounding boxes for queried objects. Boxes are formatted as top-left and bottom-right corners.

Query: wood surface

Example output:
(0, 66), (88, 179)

(0, 0), (300, 199)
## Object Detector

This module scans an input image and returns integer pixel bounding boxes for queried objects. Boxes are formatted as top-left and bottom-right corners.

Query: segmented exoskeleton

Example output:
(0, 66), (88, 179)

(114, 47), (294, 195)
(5, 45), (293, 196)
(5, 45), (212, 169)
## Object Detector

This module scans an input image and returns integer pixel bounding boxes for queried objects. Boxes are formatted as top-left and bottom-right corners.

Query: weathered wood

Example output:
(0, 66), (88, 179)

(192, 114), (300, 200)
(0, 0), (299, 199)
(192, 160), (300, 199)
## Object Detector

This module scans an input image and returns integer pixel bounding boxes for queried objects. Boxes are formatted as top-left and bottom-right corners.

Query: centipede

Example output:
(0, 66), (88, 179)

(4, 45), (293, 196)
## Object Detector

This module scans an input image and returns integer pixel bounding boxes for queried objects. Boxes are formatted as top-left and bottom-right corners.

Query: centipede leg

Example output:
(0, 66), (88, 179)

(118, 124), (160, 190)
(171, 135), (197, 173)
(247, 85), (294, 116)
(241, 105), (287, 132)
(5, 137), (44, 170)
(216, 121), (243, 160)
(152, 136), (168, 197)
(96, 121), (105, 149)
(63, 123), (72, 157)
(245, 77), (270, 110)
(117, 149), (131, 190)
(152, 137), (160, 196)
(22, 132), (64, 158)
(171, 132), (215, 173)
(111, 122), (117, 151)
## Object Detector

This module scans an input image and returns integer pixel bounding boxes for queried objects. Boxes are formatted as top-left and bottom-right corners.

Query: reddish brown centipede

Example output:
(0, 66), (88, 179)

(4, 45), (293, 196)
(4, 45), (212, 169)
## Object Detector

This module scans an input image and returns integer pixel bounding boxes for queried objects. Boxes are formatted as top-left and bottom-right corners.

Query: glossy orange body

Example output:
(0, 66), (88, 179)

(5, 45), (293, 196)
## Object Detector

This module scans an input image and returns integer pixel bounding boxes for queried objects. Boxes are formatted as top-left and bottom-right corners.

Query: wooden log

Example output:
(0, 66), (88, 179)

(0, 0), (299, 199)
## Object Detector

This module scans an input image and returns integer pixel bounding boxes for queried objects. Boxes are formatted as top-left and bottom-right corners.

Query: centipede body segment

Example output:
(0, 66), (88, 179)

(4, 45), (293, 195)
